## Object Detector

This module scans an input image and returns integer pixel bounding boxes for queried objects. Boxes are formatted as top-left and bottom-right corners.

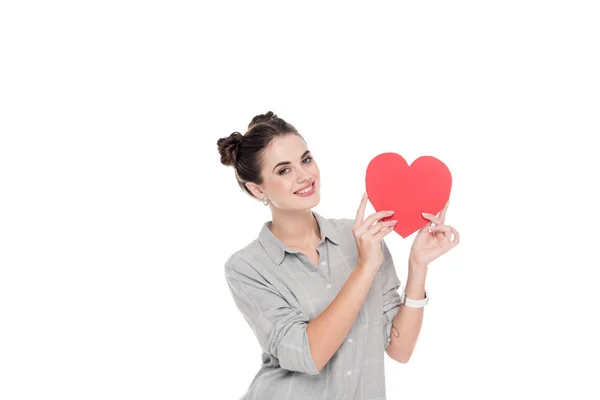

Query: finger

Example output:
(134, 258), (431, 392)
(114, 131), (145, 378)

(419, 220), (432, 232)
(355, 192), (368, 225)
(422, 212), (442, 226)
(438, 200), (450, 224)
(450, 226), (459, 245)
(374, 224), (395, 240)
(367, 220), (397, 236)
(362, 209), (395, 230)
(428, 224), (452, 240)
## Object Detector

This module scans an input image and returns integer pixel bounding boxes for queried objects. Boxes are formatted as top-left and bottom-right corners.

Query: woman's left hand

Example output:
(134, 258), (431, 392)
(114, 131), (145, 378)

(408, 200), (460, 268)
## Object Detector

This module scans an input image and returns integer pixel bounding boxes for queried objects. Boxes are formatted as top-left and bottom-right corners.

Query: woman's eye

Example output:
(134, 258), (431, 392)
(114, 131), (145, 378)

(279, 157), (312, 175)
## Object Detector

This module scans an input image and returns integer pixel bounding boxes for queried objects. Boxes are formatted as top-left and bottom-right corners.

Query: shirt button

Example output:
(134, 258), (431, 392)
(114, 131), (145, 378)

(347, 370), (352, 375)
(347, 338), (353, 343)
(320, 260), (327, 267)
(325, 283), (332, 289)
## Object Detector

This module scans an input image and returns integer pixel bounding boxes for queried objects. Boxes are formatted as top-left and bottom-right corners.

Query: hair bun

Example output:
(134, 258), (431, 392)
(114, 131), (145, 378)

(248, 111), (278, 129)
(217, 132), (244, 167)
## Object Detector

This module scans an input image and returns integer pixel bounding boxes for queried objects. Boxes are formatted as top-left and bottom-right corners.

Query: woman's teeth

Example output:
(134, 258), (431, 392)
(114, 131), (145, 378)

(296, 183), (313, 194)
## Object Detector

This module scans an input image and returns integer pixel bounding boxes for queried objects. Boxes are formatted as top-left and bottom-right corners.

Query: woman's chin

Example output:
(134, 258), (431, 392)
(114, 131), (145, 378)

(290, 192), (320, 209)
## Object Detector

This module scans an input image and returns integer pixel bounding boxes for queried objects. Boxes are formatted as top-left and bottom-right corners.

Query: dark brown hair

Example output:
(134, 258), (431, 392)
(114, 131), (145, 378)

(217, 111), (304, 199)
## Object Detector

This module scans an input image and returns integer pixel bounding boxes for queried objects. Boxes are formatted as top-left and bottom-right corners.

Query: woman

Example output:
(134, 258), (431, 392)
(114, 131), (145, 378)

(217, 111), (459, 400)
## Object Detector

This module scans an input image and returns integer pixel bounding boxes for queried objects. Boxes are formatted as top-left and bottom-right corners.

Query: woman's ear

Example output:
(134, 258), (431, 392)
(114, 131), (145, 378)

(245, 182), (263, 199)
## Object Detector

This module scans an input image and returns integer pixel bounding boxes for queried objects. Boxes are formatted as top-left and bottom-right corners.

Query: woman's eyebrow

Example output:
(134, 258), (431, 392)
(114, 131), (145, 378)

(272, 150), (311, 172)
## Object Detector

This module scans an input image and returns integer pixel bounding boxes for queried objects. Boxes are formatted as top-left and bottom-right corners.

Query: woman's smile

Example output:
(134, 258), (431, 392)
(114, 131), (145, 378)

(295, 181), (316, 197)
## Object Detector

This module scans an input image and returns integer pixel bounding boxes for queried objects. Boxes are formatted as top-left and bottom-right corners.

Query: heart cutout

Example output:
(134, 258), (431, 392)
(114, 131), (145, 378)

(365, 153), (452, 238)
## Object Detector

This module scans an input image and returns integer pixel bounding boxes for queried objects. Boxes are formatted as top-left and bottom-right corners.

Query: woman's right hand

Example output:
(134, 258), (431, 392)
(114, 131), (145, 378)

(352, 192), (398, 272)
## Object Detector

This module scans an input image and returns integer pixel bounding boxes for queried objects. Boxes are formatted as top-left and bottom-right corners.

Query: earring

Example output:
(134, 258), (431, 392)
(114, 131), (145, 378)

(262, 197), (269, 206)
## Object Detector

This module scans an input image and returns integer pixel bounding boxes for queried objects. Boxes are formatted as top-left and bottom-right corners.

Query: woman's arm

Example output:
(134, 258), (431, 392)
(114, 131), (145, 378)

(385, 261), (428, 363)
(306, 263), (377, 372)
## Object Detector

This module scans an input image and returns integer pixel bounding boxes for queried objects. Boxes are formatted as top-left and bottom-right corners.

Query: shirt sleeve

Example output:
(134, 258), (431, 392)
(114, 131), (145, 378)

(224, 256), (321, 375)
(380, 239), (403, 350)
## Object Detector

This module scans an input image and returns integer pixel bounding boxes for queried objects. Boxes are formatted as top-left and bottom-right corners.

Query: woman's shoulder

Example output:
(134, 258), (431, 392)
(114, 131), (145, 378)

(223, 237), (281, 285)
(223, 239), (261, 269)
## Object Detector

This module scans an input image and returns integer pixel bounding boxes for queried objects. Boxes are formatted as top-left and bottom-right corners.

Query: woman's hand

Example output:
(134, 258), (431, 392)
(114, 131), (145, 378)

(353, 192), (398, 272)
(408, 200), (460, 268)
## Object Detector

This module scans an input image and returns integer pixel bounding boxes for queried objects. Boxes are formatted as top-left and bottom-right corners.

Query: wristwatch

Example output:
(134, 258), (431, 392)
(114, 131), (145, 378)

(401, 288), (429, 308)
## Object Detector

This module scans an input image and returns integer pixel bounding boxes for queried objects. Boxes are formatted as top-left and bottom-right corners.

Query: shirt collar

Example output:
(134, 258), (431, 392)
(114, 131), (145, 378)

(258, 211), (342, 266)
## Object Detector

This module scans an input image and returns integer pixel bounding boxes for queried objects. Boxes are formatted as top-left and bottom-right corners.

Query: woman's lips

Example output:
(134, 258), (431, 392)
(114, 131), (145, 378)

(295, 182), (315, 196)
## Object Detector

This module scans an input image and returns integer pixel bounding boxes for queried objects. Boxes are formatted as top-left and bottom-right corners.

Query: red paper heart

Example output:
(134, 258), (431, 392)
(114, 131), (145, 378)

(365, 153), (452, 238)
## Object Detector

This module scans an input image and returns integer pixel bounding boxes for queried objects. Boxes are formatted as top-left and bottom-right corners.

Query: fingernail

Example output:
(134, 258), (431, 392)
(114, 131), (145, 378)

(422, 212), (427, 216)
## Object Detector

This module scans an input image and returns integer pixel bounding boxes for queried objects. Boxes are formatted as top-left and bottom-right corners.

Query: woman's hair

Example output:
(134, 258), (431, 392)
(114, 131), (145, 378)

(217, 111), (304, 199)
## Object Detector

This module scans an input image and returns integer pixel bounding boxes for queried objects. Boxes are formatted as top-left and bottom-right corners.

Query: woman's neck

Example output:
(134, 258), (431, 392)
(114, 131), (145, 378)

(269, 208), (321, 248)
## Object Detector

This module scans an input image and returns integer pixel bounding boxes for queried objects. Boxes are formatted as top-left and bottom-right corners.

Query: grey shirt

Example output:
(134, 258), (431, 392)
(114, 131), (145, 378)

(224, 211), (403, 400)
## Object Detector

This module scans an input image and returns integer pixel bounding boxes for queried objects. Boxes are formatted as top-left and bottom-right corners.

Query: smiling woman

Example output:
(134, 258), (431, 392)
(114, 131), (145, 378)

(216, 111), (316, 205)
(215, 111), (407, 400)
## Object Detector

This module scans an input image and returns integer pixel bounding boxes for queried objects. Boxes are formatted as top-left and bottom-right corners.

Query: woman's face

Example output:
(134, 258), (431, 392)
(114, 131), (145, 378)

(248, 134), (320, 211)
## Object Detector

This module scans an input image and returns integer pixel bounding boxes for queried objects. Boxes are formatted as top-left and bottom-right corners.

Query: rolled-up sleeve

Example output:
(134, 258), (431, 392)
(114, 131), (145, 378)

(380, 239), (403, 350)
(224, 256), (321, 375)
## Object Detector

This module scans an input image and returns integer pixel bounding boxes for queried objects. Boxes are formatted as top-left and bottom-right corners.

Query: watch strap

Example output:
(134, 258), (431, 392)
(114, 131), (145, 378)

(401, 288), (429, 308)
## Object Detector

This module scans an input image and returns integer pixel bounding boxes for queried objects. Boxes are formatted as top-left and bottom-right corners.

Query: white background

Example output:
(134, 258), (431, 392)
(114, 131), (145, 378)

(1, 1), (599, 399)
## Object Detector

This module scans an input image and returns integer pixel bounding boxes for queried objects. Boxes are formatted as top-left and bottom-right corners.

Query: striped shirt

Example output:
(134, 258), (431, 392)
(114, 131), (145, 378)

(224, 211), (403, 400)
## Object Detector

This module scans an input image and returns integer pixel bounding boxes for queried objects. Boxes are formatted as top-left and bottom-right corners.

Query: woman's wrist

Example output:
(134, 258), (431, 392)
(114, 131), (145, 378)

(404, 258), (428, 300)
(408, 257), (428, 274)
